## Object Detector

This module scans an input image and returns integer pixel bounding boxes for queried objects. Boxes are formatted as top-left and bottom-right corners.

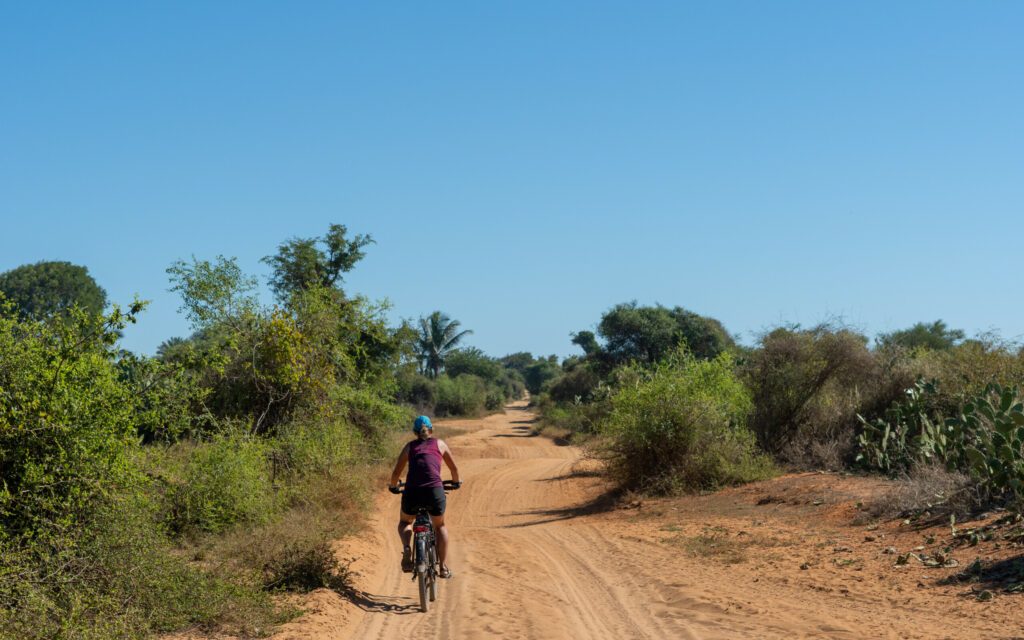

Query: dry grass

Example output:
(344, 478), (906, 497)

(665, 526), (755, 564)
(860, 464), (981, 523)
(194, 466), (373, 596)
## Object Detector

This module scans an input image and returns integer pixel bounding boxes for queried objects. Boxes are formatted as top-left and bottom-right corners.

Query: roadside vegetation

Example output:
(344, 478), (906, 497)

(0, 225), (523, 639)
(538, 304), (1024, 520)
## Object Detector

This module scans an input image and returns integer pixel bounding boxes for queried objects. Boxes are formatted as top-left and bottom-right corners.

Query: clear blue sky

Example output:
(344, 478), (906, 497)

(2, 2), (1021, 358)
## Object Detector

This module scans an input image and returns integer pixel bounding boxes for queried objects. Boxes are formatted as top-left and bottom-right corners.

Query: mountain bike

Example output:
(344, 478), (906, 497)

(388, 480), (460, 613)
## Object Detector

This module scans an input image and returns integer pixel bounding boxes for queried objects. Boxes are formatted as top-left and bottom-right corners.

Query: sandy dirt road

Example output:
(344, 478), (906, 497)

(271, 402), (1019, 640)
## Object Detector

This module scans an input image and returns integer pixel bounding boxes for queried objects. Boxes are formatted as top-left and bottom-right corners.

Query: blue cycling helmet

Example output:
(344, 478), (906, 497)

(413, 415), (432, 434)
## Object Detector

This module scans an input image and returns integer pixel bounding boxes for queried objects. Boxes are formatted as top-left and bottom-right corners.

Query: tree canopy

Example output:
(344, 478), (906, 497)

(0, 261), (107, 320)
(417, 311), (472, 378)
(166, 255), (258, 329)
(262, 224), (373, 303)
(585, 302), (734, 366)
(877, 320), (965, 351)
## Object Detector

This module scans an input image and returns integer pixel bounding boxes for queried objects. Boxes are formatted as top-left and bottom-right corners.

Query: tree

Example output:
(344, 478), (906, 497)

(0, 261), (107, 320)
(166, 255), (258, 329)
(598, 303), (678, 364)
(590, 302), (734, 366)
(262, 224), (374, 303)
(500, 352), (535, 375)
(446, 347), (503, 381)
(523, 356), (561, 395)
(668, 307), (734, 361)
(877, 320), (965, 351)
(743, 324), (875, 456)
(571, 331), (600, 355)
(417, 311), (472, 378)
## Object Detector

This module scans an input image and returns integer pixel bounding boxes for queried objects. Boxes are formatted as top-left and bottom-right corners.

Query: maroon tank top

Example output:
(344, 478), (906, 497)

(406, 438), (443, 489)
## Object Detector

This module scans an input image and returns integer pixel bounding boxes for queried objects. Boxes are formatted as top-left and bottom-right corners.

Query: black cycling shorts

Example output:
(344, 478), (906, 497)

(401, 486), (446, 517)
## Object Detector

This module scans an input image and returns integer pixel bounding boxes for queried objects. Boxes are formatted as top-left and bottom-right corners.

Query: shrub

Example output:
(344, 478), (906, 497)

(396, 371), (437, 411)
(213, 472), (368, 594)
(906, 338), (1024, 412)
(443, 347), (522, 410)
(199, 309), (328, 434)
(548, 366), (601, 403)
(601, 352), (774, 493)
(119, 351), (213, 443)
(742, 324), (901, 467)
(0, 306), (144, 544)
(434, 374), (488, 417)
(0, 495), (281, 640)
(260, 537), (345, 591)
(275, 415), (358, 477)
(328, 384), (408, 457)
(523, 357), (561, 395)
(864, 463), (979, 521)
(485, 386), (506, 411)
(539, 397), (611, 435)
(0, 304), (284, 638)
(164, 431), (278, 534)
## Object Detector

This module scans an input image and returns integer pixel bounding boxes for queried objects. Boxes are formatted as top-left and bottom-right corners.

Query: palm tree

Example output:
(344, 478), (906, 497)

(417, 311), (473, 378)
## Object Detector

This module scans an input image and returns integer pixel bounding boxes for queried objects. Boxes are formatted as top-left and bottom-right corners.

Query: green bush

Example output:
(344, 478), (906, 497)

(601, 352), (774, 493)
(0, 306), (143, 545)
(275, 415), (358, 477)
(119, 351), (214, 442)
(0, 305), (280, 639)
(548, 366), (601, 403)
(328, 384), (408, 457)
(903, 338), (1024, 412)
(165, 431), (278, 534)
(539, 397), (611, 435)
(523, 357), (561, 395)
(396, 371), (437, 410)
(0, 495), (281, 640)
(434, 374), (488, 417)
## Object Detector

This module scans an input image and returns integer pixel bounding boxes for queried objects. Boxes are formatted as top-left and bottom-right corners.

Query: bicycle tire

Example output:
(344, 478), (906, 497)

(415, 537), (429, 612)
(428, 545), (438, 602)
(417, 571), (429, 613)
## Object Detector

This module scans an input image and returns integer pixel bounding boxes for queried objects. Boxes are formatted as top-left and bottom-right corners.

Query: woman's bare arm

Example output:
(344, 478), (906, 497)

(389, 444), (409, 486)
(438, 439), (460, 483)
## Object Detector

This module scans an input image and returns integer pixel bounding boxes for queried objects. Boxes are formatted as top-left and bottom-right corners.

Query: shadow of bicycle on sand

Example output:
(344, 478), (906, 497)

(336, 584), (421, 615)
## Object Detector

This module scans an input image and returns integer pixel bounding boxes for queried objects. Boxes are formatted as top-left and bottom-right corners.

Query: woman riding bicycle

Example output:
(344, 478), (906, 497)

(388, 415), (461, 578)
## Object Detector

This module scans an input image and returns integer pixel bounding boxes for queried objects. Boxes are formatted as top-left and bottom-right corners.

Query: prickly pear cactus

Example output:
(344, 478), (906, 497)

(856, 378), (943, 473)
(858, 381), (1024, 504)
(952, 384), (1024, 500)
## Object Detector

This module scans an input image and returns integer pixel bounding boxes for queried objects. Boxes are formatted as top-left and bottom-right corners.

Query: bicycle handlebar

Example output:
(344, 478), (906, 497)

(388, 480), (461, 494)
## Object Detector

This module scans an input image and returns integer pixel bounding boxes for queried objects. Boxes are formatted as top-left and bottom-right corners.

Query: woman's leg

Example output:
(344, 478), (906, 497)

(431, 514), (449, 574)
(398, 511), (415, 570)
